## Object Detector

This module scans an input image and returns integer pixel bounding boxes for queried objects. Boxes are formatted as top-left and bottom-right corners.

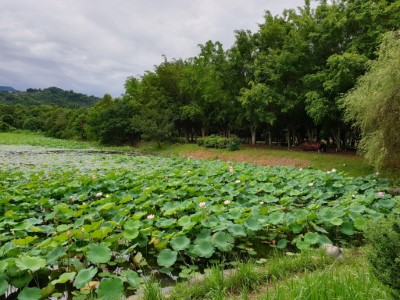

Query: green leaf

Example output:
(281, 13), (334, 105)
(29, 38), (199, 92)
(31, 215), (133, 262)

(277, 239), (288, 249)
(340, 221), (355, 236)
(17, 287), (41, 300)
(96, 278), (123, 300)
(269, 211), (285, 225)
(170, 236), (191, 251)
(212, 231), (234, 252)
(378, 199), (395, 209)
(193, 240), (215, 258)
(296, 240), (311, 250)
(157, 249), (177, 268)
(13, 236), (37, 246)
(46, 246), (66, 265)
(304, 232), (320, 245)
(228, 224), (247, 237)
(330, 218), (343, 226)
(353, 218), (367, 230)
(125, 270), (140, 288)
(123, 228), (140, 240)
(244, 217), (262, 231)
(15, 255), (46, 272)
(51, 272), (76, 285)
(0, 274), (8, 296)
(86, 243), (112, 264)
(73, 267), (98, 289)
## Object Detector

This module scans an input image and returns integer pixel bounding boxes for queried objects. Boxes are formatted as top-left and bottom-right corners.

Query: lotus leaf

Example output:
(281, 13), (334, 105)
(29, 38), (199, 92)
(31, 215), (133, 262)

(17, 287), (42, 300)
(212, 231), (234, 251)
(193, 240), (215, 258)
(277, 239), (288, 249)
(96, 278), (123, 300)
(304, 232), (320, 244)
(340, 221), (355, 235)
(170, 236), (191, 251)
(244, 217), (262, 231)
(125, 270), (140, 288)
(0, 274), (7, 296)
(15, 255), (46, 272)
(227, 224), (247, 237)
(157, 249), (177, 267)
(378, 199), (395, 209)
(51, 272), (76, 285)
(86, 243), (112, 264)
(73, 267), (98, 289)
(269, 211), (285, 225)
(46, 246), (66, 265)
(123, 228), (140, 240)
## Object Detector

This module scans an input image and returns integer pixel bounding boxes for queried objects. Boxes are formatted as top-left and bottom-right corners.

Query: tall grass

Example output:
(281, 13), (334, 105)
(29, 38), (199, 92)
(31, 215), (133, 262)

(262, 265), (394, 300)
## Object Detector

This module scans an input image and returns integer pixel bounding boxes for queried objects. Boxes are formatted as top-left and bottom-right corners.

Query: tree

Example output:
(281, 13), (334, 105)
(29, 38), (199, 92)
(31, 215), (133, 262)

(343, 30), (400, 170)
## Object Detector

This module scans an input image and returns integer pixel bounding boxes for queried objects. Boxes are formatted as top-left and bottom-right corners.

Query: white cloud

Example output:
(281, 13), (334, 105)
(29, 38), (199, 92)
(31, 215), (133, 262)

(0, 0), (305, 97)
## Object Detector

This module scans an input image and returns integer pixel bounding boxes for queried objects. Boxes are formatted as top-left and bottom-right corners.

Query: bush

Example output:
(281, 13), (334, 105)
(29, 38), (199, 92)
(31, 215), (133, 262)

(197, 135), (240, 151)
(0, 121), (15, 132)
(364, 216), (400, 298)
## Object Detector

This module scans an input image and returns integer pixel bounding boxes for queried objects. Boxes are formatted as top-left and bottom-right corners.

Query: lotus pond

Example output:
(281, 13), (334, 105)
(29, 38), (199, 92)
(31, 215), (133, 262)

(0, 146), (399, 299)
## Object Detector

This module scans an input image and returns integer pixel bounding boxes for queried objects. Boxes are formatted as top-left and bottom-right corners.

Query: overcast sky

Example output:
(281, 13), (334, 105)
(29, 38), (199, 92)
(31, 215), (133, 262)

(1, 0), (305, 97)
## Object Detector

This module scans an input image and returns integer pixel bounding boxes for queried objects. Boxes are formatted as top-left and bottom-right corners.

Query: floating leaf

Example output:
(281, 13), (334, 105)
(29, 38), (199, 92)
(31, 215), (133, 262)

(15, 255), (46, 272)
(73, 267), (98, 289)
(86, 243), (112, 264)
(123, 228), (139, 240)
(228, 224), (247, 237)
(51, 272), (76, 285)
(157, 249), (177, 268)
(330, 218), (343, 226)
(17, 287), (42, 300)
(340, 221), (355, 236)
(212, 231), (234, 252)
(13, 236), (37, 246)
(125, 270), (140, 288)
(46, 246), (66, 265)
(277, 239), (288, 249)
(96, 278), (123, 300)
(304, 232), (320, 245)
(193, 240), (215, 258)
(244, 217), (262, 231)
(170, 236), (190, 251)
(269, 211), (285, 225)
(378, 199), (395, 209)
(0, 274), (7, 296)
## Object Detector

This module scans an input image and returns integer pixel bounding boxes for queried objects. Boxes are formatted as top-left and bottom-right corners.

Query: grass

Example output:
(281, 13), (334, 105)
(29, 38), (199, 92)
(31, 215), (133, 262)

(0, 131), (133, 152)
(167, 249), (395, 300)
(140, 142), (375, 178)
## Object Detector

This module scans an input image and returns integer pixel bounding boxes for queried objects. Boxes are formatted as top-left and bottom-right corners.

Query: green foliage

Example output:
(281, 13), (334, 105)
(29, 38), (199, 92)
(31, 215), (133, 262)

(343, 30), (400, 170)
(0, 87), (99, 107)
(364, 216), (400, 297)
(197, 135), (240, 151)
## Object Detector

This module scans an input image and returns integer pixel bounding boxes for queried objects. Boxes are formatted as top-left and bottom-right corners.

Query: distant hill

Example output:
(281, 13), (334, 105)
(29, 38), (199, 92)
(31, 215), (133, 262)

(0, 86), (18, 92)
(0, 86), (99, 107)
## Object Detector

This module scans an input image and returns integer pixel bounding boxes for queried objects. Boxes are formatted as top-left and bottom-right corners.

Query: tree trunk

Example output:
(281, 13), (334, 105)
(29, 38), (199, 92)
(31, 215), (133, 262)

(201, 128), (206, 137)
(287, 125), (291, 150)
(184, 128), (190, 144)
(251, 129), (256, 145)
(268, 130), (272, 146)
(331, 127), (341, 151)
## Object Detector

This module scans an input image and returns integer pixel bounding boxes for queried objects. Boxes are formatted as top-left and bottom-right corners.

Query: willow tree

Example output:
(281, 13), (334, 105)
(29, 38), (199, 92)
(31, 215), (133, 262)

(343, 31), (400, 170)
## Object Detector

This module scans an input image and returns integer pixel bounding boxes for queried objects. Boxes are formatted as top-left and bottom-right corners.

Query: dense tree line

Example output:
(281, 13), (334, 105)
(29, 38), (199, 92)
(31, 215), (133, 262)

(1, 0), (399, 170)
(0, 87), (98, 107)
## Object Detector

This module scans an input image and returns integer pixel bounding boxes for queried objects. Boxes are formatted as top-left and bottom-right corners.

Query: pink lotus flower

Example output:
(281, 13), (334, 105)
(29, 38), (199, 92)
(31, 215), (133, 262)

(199, 201), (206, 208)
(235, 179), (241, 184)
(147, 214), (155, 219)
(228, 166), (234, 173)
(224, 200), (231, 205)
(377, 192), (384, 198)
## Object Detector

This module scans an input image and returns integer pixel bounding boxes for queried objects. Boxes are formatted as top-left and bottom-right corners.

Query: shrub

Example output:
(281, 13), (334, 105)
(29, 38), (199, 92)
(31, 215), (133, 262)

(364, 216), (400, 298)
(197, 135), (240, 151)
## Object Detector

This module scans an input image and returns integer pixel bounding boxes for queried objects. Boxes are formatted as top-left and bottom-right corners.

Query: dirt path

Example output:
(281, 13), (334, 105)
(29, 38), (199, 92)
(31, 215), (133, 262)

(178, 149), (310, 168)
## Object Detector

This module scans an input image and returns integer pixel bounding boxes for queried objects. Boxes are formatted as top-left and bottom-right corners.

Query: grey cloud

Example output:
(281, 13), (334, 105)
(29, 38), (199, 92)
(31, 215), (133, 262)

(0, 0), (305, 97)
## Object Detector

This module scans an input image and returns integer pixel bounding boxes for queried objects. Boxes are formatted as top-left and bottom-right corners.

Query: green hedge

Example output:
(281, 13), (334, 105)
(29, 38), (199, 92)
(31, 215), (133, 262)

(197, 135), (240, 151)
